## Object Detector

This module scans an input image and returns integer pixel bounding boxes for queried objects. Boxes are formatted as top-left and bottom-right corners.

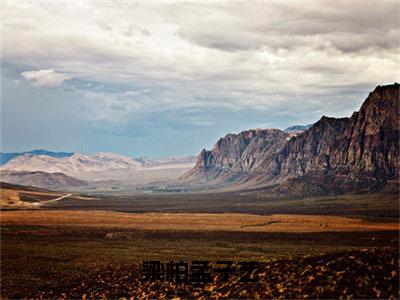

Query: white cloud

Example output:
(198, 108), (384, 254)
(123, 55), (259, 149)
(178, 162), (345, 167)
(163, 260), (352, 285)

(20, 69), (72, 88)
(2, 1), (399, 127)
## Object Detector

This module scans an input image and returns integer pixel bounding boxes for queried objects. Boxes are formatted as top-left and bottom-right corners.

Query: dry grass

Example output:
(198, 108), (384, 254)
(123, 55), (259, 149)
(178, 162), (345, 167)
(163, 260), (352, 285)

(0, 188), (61, 208)
(1, 210), (398, 232)
(0, 188), (93, 209)
(1, 186), (398, 298)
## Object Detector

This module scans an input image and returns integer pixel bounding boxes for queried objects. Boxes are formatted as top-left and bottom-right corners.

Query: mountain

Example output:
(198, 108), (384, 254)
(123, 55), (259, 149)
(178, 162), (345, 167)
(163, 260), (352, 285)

(0, 170), (88, 190)
(184, 83), (399, 194)
(284, 124), (313, 133)
(184, 128), (288, 184)
(0, 149), (74, 165)
(1, 152), (142, 180)
(1, 152), (197, 182)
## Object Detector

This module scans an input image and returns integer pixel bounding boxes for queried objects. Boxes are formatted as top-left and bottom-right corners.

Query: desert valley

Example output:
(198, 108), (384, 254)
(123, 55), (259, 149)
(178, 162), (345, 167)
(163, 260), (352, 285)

(2, 0), (400, 298)
(1, 84), (399, 298)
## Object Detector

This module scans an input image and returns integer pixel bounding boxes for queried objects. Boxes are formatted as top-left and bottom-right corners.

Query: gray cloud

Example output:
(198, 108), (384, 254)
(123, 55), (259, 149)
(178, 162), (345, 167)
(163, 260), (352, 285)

(1, 1), (398, 156)
(174, 2), (399, 53)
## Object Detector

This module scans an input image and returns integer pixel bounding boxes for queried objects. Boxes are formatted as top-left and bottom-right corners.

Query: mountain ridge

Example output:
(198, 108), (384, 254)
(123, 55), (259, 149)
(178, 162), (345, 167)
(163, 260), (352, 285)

(1, 152), (197, 182)
(183, 83), (400, 195)
(0, 149), (74, 165)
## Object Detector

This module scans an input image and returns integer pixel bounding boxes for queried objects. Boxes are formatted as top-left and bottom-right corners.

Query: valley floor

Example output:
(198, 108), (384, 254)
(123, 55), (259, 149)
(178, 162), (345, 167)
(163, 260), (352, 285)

(1, 210), (398, 232)
(0, 189), (399, 298)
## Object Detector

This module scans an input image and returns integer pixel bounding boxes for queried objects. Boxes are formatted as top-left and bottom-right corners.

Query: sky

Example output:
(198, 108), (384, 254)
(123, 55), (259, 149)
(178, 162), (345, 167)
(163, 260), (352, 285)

(1, 0), (398, 158)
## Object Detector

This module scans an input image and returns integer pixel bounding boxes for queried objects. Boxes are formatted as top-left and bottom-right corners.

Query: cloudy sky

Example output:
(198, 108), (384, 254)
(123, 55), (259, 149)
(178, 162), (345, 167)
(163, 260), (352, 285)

(1, 1), (398, 157)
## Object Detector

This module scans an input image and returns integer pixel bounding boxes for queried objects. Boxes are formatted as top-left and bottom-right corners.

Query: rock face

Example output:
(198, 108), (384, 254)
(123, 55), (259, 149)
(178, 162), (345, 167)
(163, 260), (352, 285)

(184, 129), (288, 183)
(184, 84), (400, 194)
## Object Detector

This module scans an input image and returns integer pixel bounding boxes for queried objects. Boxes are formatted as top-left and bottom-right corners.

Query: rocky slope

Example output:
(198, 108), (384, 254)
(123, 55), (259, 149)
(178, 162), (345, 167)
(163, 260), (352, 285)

(184, 84), (399, 194)
(184, 129), (289, 184)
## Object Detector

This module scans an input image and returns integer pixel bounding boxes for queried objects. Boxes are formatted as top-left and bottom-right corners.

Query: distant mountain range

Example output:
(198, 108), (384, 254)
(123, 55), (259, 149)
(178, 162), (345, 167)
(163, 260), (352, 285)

(0, 149), (74, 165)
(183, 83), (399, 195)
(0, 152), (197, 187)
(1, 152), (142, 179)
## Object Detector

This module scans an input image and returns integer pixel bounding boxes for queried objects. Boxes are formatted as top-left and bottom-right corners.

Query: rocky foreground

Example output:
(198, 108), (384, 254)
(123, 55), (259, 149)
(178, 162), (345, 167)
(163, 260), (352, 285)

(23, 247), (398, 299)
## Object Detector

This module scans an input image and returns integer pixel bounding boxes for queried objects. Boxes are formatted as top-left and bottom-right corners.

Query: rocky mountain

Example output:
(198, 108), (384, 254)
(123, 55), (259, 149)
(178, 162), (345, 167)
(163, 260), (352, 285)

(184, 84), (399, 194)
(284, 124), (313, 133)
(184, 128), (288, 184)
(0, 170), (88, 190)
(1, 152), (197, 182)
(1, 152), (142, 179)
(0, 149), (74, 165)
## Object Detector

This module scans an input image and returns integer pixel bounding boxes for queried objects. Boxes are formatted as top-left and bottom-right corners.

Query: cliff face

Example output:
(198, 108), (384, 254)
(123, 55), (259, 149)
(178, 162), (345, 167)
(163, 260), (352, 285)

(184, 84), (399, 194)
(270, 84), (399, 180)
(184, 128), (289, 183)
(339, 84), (399, 177)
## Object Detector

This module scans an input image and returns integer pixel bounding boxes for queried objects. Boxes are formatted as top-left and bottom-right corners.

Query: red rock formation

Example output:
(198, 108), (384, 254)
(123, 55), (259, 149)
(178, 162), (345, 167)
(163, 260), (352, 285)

(184, 83), (399, 194)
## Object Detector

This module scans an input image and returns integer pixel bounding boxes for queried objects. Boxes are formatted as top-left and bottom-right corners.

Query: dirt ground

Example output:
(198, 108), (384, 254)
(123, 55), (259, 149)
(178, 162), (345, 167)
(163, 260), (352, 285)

(1, 210), (399, 232)
(0, 186), (91, 209)
(1, 188), (399, 298)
